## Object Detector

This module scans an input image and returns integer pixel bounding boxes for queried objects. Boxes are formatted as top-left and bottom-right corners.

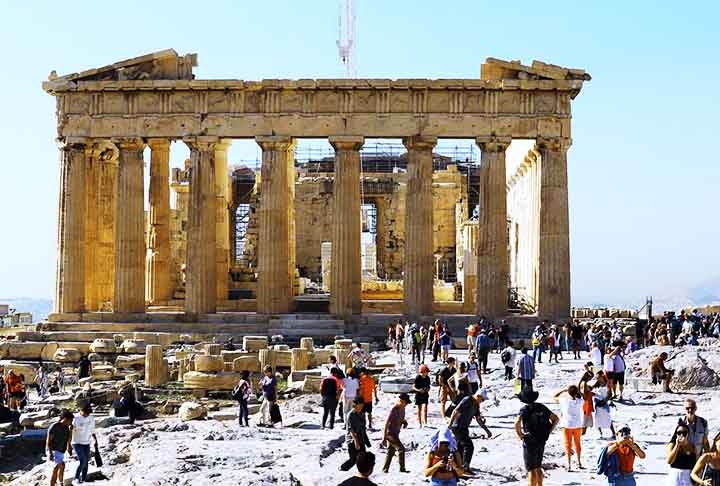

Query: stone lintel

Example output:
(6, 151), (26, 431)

(329, 135), (364, 151)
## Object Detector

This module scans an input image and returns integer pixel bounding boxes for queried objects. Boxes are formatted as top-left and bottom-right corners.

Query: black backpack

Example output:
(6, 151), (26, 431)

(523, 404), (551, 443)
(501, 350), (511, 364)
(232, 382), (249, 402)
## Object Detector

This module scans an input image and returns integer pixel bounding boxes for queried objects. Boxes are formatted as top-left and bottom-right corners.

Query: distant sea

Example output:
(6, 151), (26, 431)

(0, 298), (53, 322)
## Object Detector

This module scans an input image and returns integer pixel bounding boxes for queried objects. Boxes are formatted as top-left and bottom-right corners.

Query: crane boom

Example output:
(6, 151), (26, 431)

(336, 0), (357, 78)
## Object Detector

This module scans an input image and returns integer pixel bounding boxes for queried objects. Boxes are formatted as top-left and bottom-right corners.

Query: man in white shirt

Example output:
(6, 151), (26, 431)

(71, 404), (98, 485)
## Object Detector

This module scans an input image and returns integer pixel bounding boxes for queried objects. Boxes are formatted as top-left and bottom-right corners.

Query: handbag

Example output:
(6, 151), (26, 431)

(93, 442), (103, 467)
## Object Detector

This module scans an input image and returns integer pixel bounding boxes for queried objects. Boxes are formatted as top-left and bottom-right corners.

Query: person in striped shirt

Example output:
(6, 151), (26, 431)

(516, 347), (536, 394)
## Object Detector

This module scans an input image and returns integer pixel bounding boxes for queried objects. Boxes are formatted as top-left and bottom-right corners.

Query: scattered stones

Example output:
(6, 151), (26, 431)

(178, 402), (207, 421)
(53, 347), (82, 363)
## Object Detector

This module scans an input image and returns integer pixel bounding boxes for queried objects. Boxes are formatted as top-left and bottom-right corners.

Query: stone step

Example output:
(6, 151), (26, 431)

(268, 319), (345, 329)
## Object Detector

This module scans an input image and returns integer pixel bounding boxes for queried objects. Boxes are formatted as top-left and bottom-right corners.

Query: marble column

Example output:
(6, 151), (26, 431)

(54, 138), (87, 314)
(536, 137), (571, 319)
(403, 135), (437, 319)
(256, 136), (295, 315)
(84, 141), (119, 312)
(475, 136), (511, 319)
(329, 136), (364, 318)
(113, 138), (146, 313)
(214, 139), (232, 303)
(146, 139), (172, 305)
(184, 136), (218, 315)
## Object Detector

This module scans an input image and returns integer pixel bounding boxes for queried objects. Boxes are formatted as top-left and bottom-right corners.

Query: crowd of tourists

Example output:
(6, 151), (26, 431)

(645, 310), (720, 347)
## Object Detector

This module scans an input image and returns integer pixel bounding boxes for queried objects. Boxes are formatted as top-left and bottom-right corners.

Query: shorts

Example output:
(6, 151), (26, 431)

(52, 450), (65, 464)
(363, 402), (373, 414)
(415, 393), (429, 406)
(440, 387), (455, 402)
(9, 391), (24, 399)
(582, 414), (594, 428)
(441, 345), (451, 353)
(613, 372), (625, 385)
(522, 440), (545, 471)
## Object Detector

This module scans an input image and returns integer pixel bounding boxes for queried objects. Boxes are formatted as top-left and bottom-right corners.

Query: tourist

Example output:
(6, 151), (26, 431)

(410, 324), (423, 364)
(516, 347), (535, 394)
(321, 368), (341, 429)
(431, 320), (442, 361)
(466, 321), (478, 354)
(4, 369), (23, 410)
(592, 371), (616, 439)
(515, 389), (559, 486)
(475, 330), (491, 374)
(531, 325), (545, 363)
(603, 346), (616, 398)
(0, 373), (5, 405)
(607, 425), (646, 486)
(447, 385), (491, 473)
(439, 325), (452, 363)
(36, 365), (49, 400)
(665, 423), (696, 486)
(650, 352), (675, 392)
(234, 370), (251, 427)
(338, 450), (377, 486)
(340, 396), (372, 472)
(609, 347), (627, 400)
(348, 343), (368, 369)
(333, 366), (346, 424)
(358, 369), (378, 430)
(450, 362), (469, 393)
(258, 365), (277, 427)
(387, 324), (395, 350)
(578, 371), (594, 435)
(547, 325), (561, 363)
(381, 393), (410, 474)
(465, 353), (481, 393)
(438, 357), (457, 417)
(690, 431), (720, 486)
(72, 403), (98, 484)
(394, 320), (404, 354)
(419, 322), (429, 362)
(55, 366), (65, 393)
(678, 399), (709, 456)
(341, 368), (360, 424)
(501, 340), (516, 381)
(411, 364), (431, 428)
(552, 385), (585, 471)
(571, 321), (583, 359)
(77, 355), (92, 380)
(423, 427), (465, 485)
(46, 410), (73, 486)
(590, 342), (603, 368)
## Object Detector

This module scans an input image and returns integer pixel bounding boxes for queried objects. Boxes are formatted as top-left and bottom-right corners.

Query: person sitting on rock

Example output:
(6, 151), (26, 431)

(650, 352), (674, 392)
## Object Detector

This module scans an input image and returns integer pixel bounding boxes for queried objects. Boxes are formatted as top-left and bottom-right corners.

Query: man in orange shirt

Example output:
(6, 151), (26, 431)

(607, 425), (646, 485)
(358, 369), (379, 430)
(4, 370), (24, 410)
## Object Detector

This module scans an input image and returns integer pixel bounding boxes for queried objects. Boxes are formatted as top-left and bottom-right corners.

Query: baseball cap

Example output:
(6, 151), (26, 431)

(474, 388), (489, 401)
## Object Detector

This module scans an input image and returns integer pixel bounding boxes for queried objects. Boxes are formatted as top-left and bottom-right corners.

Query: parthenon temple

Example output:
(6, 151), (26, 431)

(43, 49), (590, 335)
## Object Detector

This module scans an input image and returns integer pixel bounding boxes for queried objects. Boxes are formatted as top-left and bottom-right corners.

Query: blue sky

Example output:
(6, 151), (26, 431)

(0, 0), (718, 307)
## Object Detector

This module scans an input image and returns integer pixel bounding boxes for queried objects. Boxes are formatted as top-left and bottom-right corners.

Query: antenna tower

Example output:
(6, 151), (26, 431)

(336, 0), (357, 78)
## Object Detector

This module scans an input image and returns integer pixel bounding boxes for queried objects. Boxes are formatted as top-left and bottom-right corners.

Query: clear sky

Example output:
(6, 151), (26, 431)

(0, 0), (718, 307)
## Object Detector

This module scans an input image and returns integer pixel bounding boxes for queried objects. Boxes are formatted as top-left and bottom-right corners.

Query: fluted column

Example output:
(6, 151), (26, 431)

(54, 138), (87, 314)
(536, 137), (571, 319)
(475, 136), (511, 319)
(329, 136), (364, 318)
(214, 139), (232, 303)
(146, 139), (171, 305)
(84, 141), (119, 311)
(256, 136), (295, 314)
(184, 136), (218, 315)
(113, 138), (146, 313)
(403, 135), (437, 319)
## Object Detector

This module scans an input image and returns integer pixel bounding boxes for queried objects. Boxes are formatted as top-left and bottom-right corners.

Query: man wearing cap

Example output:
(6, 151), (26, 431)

(515, 389), (559, 486)
(72, 403), (98, 484)
(340, 396), (372, 472)
(607, 425), (646, 485)
(381, 393), (410, 473)
(448, 384), (492, 473)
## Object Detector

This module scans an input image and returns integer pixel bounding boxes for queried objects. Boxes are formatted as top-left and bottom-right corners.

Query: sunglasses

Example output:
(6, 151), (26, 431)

(685, 407), (696, 411)
(676, 431), (689, 436)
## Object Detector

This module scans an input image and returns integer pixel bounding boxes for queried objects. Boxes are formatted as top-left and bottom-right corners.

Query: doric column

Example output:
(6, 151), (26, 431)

(256, 136), (295, 314)
(84, 141), (119, 312)
(146, 139), (172, 305)
(403, 135), (437, 320)
(329, 136), (364, 318)
(536, 137), (572, 319)
(184, 136), (218, 315)
(214, 139), (232, 302)
(54, 138), (88, 314)
(475, 136), (511, 319)
(113, 138), (146, 313)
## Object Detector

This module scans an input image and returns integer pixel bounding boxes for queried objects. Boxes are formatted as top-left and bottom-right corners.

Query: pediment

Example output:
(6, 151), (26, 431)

(44, 49), (197, 90)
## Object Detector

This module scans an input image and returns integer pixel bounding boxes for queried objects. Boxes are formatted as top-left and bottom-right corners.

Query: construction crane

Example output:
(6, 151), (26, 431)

(336, 0), (357, 78)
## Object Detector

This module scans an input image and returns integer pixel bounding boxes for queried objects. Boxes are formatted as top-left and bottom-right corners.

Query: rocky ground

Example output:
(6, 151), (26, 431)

(6, 342), (720, 486)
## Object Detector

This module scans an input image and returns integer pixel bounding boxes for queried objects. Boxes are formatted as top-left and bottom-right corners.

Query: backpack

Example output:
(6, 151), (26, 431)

(523, 404), (552, 443)
(232, 381), (250, 402)
(596, 444), (620, 477)
(412, 330), (422, 345)
(500, 350), (511, 364)
(434, 369), (443, 386)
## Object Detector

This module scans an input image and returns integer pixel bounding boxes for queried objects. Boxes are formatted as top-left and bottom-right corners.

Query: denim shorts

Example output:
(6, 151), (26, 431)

(52, 450), (65, 464)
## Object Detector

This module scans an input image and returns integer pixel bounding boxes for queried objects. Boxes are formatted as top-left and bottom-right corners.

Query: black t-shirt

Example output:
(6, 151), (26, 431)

(338, 477), (377, 486)
(414, 375), (431, 395)
(439, 367), (455, 387)
(48, 421), (70, 452)
(78, 358), (91, 377)
(519, 403), (553, 444)
(321, 377), (338, 398)
(451, 395), (479, 430)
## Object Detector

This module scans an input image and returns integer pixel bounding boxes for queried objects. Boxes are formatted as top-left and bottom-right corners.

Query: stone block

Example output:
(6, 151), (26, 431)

(232, 356), (260, 373)
(289, 369), (322, 383)
(220, 350), (245, 363)
(302, 374), (323, 393)
(182, 371), (241, 390)
(194, 355), (224, 372)
(19, 410), (51, 427)
(300, 337), (314, 352)
(243, 336), (268, 352)
(90, 339), (117, 354)
(121, 339), (146, 354)
(54, 348), (83, 363)
(115, 354), (145, 369)
(290, 348), (310, 372)
(310, 349), (332, 367)
(91, 365), (114, 381)
(178, 401), (207, 421)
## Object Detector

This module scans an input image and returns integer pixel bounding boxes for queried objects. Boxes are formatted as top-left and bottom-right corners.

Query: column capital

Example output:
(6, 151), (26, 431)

(86, 140), (119, 164)
(475, 135), (511, 152)
(112, 137), (145, 151)
(146, 138), (171, 151)
(535, 136), (572, 152)
(255, 135), (295, 151)
(57, 137), (88, 150)
(329, 135), (364, 151)
(402, 135), (437, 151)
(216, 138), (233, 151)
(183, 136), (220, 151)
